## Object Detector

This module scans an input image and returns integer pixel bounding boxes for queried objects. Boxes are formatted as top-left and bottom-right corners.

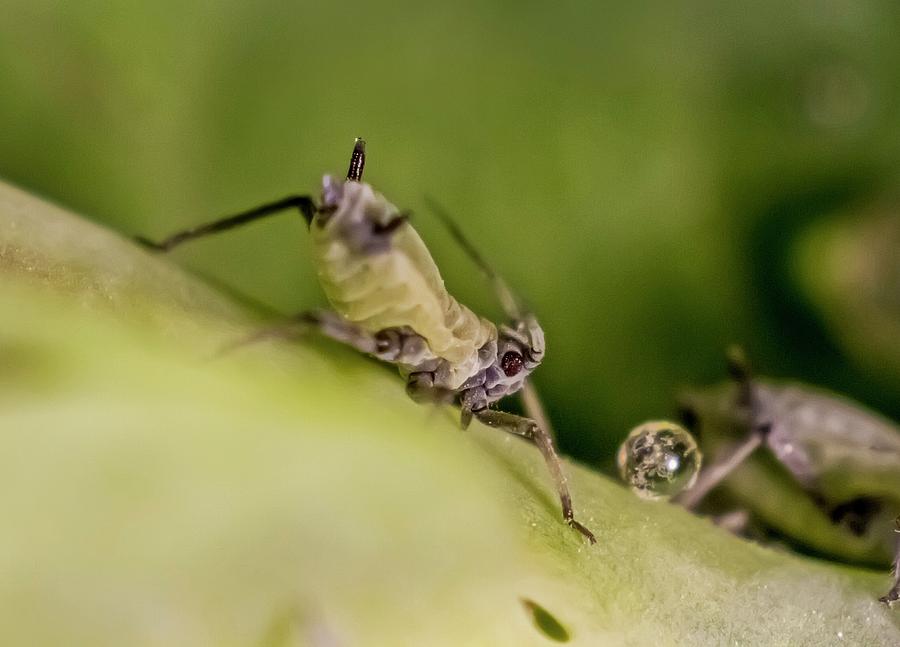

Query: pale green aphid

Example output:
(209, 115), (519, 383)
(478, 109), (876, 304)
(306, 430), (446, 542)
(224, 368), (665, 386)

(137, 139), (596, 543)
(675, 349), (900, 606)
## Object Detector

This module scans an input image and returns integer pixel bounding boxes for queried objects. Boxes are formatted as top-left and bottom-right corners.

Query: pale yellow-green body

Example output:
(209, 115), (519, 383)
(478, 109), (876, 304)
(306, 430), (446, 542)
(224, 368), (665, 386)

(310, 180), (496, 389)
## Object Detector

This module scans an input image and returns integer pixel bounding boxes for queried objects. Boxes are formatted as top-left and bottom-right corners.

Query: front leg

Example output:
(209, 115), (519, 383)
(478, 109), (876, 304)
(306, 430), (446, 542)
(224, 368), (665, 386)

(472, 409), (596, 544)
(675, 426), (766, 510)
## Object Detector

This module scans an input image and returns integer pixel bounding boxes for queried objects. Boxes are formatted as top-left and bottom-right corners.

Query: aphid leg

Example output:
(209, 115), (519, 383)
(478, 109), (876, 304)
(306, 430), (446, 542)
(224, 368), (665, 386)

(218, 310), (396, 358)
(135, 195), (317, 251)
(880, 516), (900, 607)
(472, 409), (596, 544)
(372, 211), (410, 235)
(520, 379), (558, 444)
(676, 426), (766, 510)
(405, 372), (455, 406)
(677, 346), (765, 510)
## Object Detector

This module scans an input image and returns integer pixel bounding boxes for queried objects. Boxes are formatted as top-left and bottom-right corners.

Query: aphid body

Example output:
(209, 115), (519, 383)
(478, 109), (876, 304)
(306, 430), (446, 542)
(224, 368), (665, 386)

(677, 351), (900, 605)
(138, 139), (591, 542)
(312, 174), (540, 406)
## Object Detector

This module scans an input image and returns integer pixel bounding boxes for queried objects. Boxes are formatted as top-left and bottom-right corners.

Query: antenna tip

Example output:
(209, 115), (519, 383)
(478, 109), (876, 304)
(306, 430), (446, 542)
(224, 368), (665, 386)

(354, 137), (366, 151)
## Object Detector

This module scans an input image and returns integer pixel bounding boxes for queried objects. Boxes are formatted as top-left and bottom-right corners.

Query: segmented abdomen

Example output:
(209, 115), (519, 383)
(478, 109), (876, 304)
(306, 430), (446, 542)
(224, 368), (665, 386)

(310, 180), (496, 388)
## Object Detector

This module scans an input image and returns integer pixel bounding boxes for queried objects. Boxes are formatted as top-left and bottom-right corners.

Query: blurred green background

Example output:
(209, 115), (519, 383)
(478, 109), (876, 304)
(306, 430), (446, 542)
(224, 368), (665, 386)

(2, 0), (899, 465)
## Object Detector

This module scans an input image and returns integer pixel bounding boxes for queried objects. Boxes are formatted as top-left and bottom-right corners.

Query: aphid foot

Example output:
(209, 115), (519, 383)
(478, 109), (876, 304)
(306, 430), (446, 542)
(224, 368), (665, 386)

(567, 517), (597, 544)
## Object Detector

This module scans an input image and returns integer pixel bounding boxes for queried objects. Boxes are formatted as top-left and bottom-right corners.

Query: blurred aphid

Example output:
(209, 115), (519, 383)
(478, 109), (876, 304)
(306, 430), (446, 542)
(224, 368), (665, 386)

(136, 139), (596, 544)
(617, 420), (701, 500)
(677, 347), (900, 607)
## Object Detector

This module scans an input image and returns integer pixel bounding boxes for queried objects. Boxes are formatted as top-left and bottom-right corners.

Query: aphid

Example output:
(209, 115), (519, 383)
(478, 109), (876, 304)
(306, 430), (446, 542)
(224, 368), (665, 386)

(675, 347), (900, 606)
(137, 139), (596, 543)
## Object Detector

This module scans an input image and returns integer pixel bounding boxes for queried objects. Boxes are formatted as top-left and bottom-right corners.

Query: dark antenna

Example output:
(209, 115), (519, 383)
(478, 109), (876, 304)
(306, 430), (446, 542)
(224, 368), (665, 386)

(725, 345), (754, 409)
(347, 138), (366, 181)
(424, 196), (525, 321)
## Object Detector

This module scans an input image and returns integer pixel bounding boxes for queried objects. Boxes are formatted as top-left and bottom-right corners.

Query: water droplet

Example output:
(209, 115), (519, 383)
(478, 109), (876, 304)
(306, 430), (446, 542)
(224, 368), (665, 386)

(617, 421), (701, 500)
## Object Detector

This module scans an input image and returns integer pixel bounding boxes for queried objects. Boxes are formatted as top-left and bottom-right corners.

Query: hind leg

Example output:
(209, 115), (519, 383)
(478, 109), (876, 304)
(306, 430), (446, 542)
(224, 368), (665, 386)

(218, 310), (403, 359)
(219, 312), (444, 376)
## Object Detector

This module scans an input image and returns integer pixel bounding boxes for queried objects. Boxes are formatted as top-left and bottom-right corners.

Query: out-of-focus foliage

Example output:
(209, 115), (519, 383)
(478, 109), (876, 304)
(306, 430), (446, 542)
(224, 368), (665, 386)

(1, 0), (899, 464)
(2, 180), (899, 647)
(793, 206), (900, 391)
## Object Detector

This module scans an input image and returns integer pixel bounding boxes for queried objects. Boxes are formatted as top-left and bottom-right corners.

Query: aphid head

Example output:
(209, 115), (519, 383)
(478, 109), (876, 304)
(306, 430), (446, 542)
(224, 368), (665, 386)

(493, 313), (545, 391)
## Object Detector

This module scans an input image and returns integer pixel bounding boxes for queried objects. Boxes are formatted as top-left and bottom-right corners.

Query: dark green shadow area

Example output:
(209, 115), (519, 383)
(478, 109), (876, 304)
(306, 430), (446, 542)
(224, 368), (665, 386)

(521, 598), (570, 643)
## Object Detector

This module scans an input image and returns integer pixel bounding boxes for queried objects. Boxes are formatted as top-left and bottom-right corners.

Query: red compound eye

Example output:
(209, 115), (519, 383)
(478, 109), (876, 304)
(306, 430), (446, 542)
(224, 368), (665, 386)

(501, 351), (525, 377)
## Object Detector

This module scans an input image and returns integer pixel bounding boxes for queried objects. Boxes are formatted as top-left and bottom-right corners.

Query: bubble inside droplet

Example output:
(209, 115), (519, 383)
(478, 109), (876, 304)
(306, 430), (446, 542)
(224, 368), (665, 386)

(617, 420), (701, 500)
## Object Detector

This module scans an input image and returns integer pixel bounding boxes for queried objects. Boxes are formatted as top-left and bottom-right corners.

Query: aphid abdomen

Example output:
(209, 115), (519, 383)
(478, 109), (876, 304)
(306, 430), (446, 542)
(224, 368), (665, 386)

(310, 178), (496, 389)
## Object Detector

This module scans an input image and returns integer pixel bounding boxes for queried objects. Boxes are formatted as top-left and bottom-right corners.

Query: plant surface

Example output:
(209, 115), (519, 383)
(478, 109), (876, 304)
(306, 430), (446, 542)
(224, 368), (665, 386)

(2, 182), (898, 646)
